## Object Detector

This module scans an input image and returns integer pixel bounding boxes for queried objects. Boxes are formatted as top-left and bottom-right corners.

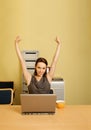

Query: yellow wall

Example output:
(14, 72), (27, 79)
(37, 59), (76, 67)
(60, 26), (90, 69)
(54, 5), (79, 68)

(0, 0), (91, 104)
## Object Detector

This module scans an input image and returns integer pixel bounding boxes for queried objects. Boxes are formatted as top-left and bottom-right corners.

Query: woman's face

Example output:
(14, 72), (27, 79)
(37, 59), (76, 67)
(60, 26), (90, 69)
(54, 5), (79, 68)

(35, 62), (47, 77)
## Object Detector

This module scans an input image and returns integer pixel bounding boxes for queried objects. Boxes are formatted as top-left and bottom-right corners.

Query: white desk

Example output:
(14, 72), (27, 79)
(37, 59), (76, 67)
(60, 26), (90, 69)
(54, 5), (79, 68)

(0, 105), (91, 130)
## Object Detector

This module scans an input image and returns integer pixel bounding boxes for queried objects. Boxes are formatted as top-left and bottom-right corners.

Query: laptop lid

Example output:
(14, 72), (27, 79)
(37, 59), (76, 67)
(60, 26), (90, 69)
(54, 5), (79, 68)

(20, 94), (56, 113)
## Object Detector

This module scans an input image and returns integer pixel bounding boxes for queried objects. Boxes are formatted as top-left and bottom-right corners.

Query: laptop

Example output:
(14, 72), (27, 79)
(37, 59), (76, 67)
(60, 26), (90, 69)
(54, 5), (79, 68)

(20, 94), (56, 114)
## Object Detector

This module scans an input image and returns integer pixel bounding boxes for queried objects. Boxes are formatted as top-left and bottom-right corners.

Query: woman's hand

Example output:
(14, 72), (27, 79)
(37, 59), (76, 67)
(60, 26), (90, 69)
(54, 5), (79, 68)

(15, 36), (21, 44)
(55, 36), (61, 45)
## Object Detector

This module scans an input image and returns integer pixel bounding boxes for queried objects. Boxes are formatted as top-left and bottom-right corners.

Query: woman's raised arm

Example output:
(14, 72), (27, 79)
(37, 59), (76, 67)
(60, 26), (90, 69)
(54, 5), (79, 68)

(47, 36), (61, 81)
(15, 36), (31, 86)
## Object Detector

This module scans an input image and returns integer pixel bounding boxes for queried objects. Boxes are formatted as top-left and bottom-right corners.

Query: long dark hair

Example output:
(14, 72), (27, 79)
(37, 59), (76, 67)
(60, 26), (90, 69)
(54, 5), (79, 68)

(34, 57), (48, 76)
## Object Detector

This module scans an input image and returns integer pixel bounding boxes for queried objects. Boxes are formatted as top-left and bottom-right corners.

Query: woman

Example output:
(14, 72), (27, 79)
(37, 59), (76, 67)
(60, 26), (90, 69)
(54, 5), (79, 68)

(15, 36), (61, 94)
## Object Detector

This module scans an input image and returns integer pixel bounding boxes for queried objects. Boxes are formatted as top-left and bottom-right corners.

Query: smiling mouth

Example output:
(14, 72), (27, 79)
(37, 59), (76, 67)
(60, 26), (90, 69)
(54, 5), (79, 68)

(39, 73), (43, 75)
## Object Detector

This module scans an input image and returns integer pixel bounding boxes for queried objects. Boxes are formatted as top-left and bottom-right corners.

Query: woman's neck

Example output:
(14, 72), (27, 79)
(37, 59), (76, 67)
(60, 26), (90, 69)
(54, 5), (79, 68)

(35, 75), (43, 81)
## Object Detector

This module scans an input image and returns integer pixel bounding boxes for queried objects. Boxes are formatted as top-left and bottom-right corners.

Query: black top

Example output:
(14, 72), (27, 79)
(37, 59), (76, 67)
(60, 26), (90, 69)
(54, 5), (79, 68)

(28, 75), (51, 94)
